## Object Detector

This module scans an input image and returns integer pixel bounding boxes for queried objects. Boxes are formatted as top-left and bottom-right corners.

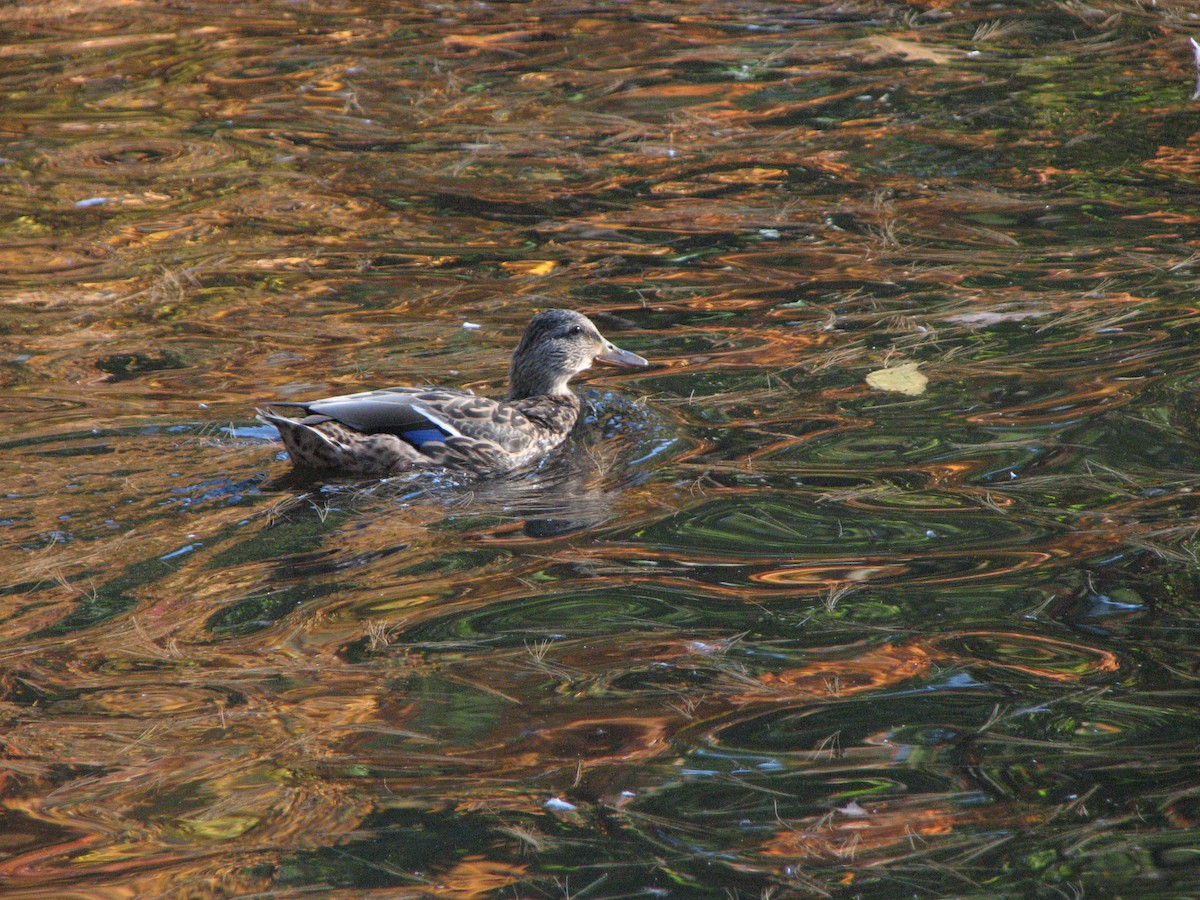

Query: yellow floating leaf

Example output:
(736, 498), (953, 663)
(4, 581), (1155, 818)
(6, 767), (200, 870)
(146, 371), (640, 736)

(500, 260), (557, 276)
(865, 362), (928, 396)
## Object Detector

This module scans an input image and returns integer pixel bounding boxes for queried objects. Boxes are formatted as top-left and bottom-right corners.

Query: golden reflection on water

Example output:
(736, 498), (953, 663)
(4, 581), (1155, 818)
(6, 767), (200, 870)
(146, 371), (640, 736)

(3, 0), (1200, 896)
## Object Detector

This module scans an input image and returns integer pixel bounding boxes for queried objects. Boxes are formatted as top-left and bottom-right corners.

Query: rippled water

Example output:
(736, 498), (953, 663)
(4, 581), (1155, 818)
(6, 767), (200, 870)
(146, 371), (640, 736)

(4, 1), (1200, 896)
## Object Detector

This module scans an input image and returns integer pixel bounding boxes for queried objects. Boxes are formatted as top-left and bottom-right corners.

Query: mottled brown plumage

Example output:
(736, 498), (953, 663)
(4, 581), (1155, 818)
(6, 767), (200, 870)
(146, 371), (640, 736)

(257, 309), (648, 477)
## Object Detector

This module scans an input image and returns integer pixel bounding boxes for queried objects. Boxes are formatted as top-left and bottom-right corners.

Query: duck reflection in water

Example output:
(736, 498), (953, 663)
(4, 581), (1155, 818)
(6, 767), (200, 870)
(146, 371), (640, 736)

(446, 445), (631, 538)
(264, 422), (645, 546)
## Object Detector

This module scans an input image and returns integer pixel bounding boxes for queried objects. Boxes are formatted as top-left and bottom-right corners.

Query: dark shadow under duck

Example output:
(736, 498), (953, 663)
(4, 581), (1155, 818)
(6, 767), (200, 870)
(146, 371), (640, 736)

(257, 309), (649, 478)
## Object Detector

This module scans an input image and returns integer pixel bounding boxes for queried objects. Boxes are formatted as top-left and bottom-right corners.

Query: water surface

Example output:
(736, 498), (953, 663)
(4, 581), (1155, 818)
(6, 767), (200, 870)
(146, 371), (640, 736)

(3, 1), (1200, 896)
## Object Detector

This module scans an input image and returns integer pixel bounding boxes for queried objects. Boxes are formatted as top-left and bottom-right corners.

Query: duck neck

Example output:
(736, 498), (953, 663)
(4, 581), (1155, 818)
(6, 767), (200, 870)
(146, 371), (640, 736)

(507, 354), (576, 401)
(507, 379), (569, 401)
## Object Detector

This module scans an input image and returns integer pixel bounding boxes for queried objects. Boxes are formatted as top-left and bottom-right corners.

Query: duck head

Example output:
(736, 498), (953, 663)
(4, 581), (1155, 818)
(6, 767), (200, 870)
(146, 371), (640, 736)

(507, 309), (648, 399)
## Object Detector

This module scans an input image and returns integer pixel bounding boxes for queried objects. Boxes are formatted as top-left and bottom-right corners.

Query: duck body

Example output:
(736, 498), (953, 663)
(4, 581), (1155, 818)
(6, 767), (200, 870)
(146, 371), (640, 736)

(257, 387), (583, 477)
(257, 309), (648, 478)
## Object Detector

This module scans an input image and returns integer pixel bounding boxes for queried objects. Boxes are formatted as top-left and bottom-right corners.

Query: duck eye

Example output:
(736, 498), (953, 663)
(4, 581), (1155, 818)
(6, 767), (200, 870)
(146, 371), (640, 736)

(568, 324), (583, 336)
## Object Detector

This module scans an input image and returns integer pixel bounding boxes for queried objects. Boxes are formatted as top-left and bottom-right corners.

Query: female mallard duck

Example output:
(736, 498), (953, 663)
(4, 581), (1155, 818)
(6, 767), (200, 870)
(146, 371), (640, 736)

(257, 309), (649, 477)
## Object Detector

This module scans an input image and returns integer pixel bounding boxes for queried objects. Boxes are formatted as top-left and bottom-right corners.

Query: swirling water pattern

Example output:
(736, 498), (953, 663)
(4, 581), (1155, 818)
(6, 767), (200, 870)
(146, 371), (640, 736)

(2, 1), (1200, 896)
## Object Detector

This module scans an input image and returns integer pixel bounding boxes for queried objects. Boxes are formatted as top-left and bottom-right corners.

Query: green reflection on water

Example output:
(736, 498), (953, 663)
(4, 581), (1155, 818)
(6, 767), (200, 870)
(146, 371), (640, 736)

(3, 0), (1200, 897)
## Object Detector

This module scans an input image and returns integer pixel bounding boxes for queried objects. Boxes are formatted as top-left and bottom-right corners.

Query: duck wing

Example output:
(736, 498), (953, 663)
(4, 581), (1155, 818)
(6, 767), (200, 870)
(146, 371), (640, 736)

(268, 387), (539, 454)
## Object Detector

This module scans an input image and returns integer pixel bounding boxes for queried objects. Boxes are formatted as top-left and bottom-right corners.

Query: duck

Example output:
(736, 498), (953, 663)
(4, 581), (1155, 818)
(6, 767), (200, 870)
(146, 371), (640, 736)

(257, 308), (649, 477)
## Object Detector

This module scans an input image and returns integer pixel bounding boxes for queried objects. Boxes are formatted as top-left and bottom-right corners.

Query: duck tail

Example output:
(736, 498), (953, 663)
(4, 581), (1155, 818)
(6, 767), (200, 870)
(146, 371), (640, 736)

(257, 407), (344, 470)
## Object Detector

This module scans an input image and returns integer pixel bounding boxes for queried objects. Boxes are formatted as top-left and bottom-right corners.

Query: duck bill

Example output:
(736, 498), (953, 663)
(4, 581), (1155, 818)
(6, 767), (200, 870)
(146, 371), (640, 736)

(595, 342), (649, 368)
